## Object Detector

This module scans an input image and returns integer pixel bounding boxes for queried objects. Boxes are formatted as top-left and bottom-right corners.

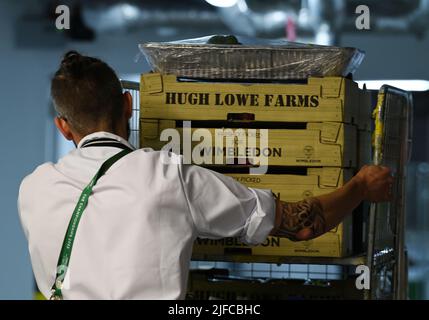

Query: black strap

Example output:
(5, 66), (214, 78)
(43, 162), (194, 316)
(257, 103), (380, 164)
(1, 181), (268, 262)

(82, 142), (133, 151)
(49, 148), (132, 300)
(81, 138), (134, 152)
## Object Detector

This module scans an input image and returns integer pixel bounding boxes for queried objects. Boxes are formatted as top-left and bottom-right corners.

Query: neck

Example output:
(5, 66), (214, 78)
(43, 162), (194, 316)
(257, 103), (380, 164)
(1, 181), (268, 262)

(73, 127), (129, 146)
(70, 119), (130, 146)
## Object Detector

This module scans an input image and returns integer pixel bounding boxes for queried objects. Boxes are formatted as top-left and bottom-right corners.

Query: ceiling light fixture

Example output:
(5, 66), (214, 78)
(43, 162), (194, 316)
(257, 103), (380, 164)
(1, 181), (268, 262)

(205, 0), (239, 8)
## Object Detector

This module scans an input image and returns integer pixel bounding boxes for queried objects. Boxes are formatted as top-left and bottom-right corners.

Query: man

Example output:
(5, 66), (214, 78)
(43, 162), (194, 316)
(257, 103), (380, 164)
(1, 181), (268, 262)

(18, 51), (393, 300)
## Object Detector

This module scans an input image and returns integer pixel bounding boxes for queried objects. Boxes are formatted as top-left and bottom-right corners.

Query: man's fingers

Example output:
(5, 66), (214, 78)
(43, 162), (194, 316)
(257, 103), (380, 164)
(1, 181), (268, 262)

(296, 228), (313, 241)
(358, 165), (395, 203)
(379, 166), (392, 176)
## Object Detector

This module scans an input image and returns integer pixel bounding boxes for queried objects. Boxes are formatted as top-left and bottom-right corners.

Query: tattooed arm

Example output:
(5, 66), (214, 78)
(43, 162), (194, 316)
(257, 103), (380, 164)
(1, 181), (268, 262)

(270, 165), (393, 241)
(271, 197), (326, 241)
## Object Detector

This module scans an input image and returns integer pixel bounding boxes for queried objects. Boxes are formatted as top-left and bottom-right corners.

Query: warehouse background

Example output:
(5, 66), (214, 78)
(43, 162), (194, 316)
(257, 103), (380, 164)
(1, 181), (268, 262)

(1, 0), (429, 299)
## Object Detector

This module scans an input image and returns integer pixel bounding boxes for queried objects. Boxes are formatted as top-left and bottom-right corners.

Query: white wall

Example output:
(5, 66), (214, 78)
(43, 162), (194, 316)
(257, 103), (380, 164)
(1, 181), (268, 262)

(0, 1), (57, 299)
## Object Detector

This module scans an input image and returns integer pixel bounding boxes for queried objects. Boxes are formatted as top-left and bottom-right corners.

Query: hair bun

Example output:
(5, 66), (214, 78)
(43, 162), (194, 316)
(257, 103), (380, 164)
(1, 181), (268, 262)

(60, 51), (85, 76)
(61, 50), (82, 65)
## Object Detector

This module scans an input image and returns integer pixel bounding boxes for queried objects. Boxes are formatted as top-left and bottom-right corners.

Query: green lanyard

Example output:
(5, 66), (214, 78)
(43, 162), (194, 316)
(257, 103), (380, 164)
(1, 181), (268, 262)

(50, 148), (132, 300)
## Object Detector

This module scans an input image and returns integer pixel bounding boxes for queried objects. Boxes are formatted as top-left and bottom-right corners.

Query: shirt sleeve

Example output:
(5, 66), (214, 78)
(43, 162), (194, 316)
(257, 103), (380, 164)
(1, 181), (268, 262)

(178, 164), (276, 245)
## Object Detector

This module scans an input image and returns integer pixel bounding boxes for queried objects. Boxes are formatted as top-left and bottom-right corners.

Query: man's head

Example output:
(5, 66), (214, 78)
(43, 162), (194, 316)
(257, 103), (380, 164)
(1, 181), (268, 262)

(51, 51), (132, 144)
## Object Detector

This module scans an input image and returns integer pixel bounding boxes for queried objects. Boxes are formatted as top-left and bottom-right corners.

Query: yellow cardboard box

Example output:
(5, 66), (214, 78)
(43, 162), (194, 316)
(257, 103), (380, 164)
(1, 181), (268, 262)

(139, 73), (370, 129)
(140, 119), (357, 168)
(192, 168), (355, 258)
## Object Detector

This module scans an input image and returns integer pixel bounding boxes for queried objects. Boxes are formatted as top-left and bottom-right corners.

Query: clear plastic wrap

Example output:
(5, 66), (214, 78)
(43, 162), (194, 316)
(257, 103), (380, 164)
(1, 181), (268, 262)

(139, 35), (365, 80)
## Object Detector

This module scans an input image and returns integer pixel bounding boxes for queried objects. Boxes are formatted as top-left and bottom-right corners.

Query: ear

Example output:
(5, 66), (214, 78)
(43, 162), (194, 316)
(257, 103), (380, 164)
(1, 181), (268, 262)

(54, 117), (74, 141)
(123, 91), (133, 120)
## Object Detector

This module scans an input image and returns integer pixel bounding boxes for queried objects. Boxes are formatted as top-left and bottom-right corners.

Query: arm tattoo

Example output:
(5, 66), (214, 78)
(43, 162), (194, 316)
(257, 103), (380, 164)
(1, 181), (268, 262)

(272, 198), (327, 241)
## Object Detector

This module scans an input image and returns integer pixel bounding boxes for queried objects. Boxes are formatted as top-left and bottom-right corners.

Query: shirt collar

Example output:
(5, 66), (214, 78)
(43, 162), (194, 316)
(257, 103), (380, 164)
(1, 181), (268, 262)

(77, 131), (136, 150)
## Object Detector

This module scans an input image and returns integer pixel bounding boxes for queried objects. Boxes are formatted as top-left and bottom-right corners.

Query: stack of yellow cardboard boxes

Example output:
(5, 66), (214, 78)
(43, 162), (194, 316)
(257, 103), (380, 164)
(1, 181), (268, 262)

(139, 73), (372, 258)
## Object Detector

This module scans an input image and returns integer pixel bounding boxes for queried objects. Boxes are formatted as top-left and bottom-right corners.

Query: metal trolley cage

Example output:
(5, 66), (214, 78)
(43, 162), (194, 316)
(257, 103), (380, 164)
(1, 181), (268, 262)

(367, 85), (413, 300)
(121, 80), (411, 300)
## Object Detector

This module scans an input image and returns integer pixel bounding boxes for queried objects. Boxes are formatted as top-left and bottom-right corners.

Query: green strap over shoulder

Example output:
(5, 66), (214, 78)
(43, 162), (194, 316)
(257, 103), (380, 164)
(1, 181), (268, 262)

(50, 148), (132, 300)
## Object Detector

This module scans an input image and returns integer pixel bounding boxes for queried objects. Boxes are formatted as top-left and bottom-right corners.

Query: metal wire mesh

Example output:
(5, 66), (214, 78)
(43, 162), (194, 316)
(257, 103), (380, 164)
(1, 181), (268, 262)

(191, 261), (344, 280)
(373, 258), (395, 299)
(373, 87), (410, 255)
(368, 85), (412, 299)
(121, 80), (140, 149)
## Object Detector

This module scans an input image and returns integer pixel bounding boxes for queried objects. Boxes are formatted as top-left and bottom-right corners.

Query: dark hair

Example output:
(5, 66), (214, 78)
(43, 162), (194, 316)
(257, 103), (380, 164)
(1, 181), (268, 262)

(51, 51), (123, 136)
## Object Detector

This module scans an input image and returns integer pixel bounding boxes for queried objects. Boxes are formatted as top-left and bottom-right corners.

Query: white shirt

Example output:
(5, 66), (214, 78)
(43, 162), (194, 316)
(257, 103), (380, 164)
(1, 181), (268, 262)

(18, 132), (275, 300)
